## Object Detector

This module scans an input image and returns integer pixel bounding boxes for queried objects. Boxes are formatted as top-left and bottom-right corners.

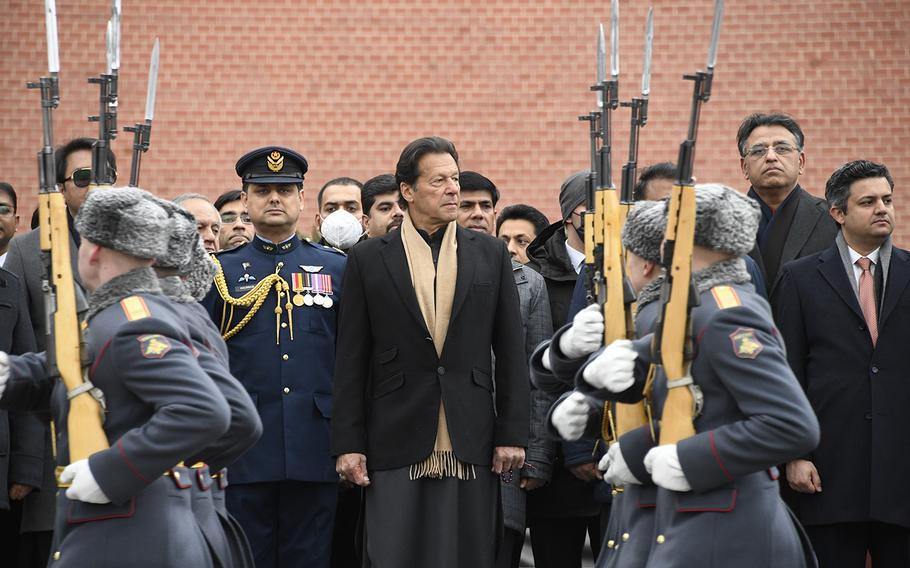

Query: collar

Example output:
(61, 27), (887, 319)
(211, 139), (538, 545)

(86, 267), (162, 321)
(252, 234), (301, 255)
(564, 241), (585, 274)
(847, 244), (881, 267)
(748, 184), (801, 219)
(692, 258), (751, 294)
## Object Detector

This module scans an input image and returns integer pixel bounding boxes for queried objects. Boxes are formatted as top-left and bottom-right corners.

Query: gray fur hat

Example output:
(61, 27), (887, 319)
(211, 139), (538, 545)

(183, 240), (217, 301)
(621, 200), (666, 263)
(559, 171), (589, 221)
(693, 183), (760, 256)
(150, 197), (198, 270)
(75, 187), (171, 260)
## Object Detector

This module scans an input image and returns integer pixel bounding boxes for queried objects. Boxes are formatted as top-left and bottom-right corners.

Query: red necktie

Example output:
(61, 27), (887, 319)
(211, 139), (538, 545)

(856, 257), (878, 346)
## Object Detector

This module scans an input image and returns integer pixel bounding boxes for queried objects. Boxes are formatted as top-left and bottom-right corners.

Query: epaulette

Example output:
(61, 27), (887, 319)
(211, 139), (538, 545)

(212, 242), (248, 257)
(709, 285), (742, 310)
(120, 296), (152, 321)
(302, 239), (345, 256)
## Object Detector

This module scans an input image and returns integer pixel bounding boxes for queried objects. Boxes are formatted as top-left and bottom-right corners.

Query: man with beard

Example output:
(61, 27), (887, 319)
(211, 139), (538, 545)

(361, 174), (404, 238)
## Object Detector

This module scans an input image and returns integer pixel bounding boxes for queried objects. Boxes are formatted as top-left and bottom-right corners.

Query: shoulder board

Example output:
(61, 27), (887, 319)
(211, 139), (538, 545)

(303, 239), (345, 256)
(710, 285), (742, 310)
(213, 242), (247, 256)
(120, 296), (152, 321)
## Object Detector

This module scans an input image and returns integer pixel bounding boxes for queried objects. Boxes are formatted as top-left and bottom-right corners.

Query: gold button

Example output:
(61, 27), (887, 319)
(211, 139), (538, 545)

(622, 533), (630, 542)
(606, 540), (615, 549)
(283, 387), (290, 395)
(53, 551), (61, 560)
(656, 535), (666, 544)
(282, 354), (289, 361)
(281, 322), (287, 328)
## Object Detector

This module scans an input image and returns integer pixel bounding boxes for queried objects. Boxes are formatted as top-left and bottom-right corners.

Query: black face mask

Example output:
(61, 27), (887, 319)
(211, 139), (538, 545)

(574, 220), (585, 244)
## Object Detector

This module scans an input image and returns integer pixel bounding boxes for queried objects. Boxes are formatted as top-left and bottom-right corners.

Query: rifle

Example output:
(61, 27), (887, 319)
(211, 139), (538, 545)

(611, 8), (655, 442)
(654, 0), (725, 446)
(28, 0), (109, 469)
(125, 39), (160, 187)
(88, 0), (120, 187)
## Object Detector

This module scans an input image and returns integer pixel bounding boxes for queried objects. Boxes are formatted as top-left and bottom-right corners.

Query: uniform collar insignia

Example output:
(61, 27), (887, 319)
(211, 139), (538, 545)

(252, 235), (300, 255)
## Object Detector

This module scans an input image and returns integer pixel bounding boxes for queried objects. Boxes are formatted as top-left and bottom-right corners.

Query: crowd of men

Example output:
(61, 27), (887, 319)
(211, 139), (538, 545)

(0, 110), (904, 568)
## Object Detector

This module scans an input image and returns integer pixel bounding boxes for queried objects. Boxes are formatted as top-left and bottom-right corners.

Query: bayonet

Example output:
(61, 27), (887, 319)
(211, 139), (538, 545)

(126, 38), (160, 187)
(642, 8), (653, 97)
(145, 38), (159, 122)
(610, 0), (619, 79)
(620, 7), (653, 203)
(597, 24), (606, 100)
(44, 0), (59, 74)
(707, 0), (724, 71)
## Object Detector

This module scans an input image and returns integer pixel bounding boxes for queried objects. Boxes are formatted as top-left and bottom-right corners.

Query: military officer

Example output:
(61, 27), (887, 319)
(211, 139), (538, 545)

(0, 187), (232, 567)
(576, 184), (819, 567)
(153, 197), (262, 568)
(202, 146), (346, 568)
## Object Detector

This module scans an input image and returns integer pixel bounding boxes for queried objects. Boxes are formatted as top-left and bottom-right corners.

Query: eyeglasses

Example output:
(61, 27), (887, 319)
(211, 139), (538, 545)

(743, 143), (800, 160)
(0, 204), (14, 217)
(63, 167), (93, 188)
(221, 212), (252, 225)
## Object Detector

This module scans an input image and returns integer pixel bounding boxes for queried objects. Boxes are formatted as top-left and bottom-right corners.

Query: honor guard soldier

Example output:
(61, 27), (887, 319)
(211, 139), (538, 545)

(0, 187), (232, 567)
(202, 146), (346, 568)
(154, 198), (262, 568)
(578, 184), (820, 567)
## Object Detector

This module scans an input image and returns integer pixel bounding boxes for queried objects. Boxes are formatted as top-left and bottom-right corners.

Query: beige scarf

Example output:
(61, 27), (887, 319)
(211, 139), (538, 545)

(400, 213), (474, 481)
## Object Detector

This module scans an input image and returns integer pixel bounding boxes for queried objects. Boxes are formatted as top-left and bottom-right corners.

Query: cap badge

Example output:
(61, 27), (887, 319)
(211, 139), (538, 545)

(267, 151), (284, 173)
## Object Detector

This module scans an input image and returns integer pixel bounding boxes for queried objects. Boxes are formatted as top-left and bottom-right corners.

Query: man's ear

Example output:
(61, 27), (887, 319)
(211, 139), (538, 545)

(829, 205), (845, 226)
(400, 182), (415, 203)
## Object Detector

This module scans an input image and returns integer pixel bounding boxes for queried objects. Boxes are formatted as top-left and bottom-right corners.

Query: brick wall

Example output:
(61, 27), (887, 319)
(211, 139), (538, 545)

(2, 0), (908, 243)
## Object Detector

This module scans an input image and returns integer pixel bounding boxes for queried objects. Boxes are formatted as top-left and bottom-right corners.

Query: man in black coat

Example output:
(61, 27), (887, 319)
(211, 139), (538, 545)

(332, 137), (529, 568)
(774, 160), (910, 567)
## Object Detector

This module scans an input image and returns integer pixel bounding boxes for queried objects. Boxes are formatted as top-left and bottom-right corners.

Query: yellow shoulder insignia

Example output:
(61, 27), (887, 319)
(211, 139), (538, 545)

(120, 296), (151, 321)
(710, 285), (741, 310)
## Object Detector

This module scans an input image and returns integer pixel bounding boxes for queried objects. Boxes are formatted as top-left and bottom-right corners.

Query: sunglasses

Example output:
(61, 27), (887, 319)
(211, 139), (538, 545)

(64, 167), (116, 188)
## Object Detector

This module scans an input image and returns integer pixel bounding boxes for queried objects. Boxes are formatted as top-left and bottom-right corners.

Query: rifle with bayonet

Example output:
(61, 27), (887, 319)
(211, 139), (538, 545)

(88, 0), (120, 187)
(28, 0), (109, 469)
(653, 0), (725, 446)
(125, 38), (160, 187)
(610, 7), (655, 442)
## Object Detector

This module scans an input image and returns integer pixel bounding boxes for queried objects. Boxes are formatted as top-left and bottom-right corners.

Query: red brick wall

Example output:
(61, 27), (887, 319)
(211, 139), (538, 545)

(2, 0), (908, 243)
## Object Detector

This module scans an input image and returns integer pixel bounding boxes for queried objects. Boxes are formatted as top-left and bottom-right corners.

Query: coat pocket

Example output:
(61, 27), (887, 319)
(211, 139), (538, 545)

(373, 372), (404, 399)
(313, 393), (332, 419)
(674, 487), (737, 513)
(472, 368), (493, 392)
(66, 497), (137, 525)
(377, 347), (398, 365)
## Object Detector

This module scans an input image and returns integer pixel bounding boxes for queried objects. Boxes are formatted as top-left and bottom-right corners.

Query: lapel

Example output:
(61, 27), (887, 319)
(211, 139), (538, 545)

(378, 230), (429, 335)
(817, 244), (865, 324)
(449, 226), (476, 326)
(774, 187), (822, 290)
(879, 247), (910, 328)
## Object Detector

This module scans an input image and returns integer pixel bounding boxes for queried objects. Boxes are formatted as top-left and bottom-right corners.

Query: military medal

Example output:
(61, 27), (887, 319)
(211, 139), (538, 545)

(310, 273), (334, 308)
(301, 273), (315, 306)
(291, 273), (306, 307)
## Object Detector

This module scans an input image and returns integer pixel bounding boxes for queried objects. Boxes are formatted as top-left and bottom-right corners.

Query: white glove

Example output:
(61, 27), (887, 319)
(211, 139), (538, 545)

(0, 351), (8, 398)
(644, 444), (691, 492)
(541, 346), (553, 371)
(582, 339), (637, 392)
(550, 392), (590, 441)
(598, 442), (642, 486)
(60, 459), (111, 504)
(559, 304), (604, 359)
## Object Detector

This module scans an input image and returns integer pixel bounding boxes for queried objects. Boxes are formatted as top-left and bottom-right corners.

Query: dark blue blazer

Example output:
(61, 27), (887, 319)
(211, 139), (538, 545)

(773, 242), (910, 529)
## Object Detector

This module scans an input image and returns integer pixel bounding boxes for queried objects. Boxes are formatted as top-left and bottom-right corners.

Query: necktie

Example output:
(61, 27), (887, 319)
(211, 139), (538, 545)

(856, 257), (878, 345)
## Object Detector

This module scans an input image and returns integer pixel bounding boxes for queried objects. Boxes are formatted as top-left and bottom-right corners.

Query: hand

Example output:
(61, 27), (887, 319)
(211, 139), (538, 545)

(644, 444), (691, 492)
(787, 459), (822, 494)
(559, 304), (604, 359)
(492, 446), (525, 475)
(8, 483), (34, 501)
(336, 453), (370, 487)
(582, 339), (637, 392)
(520, 477), (546, 491)
(0, 351), (8, 398)
(550, 392), (589, 441)
(60, 460), (110, 504)
(568, 462), (603, 482)
(598, 443), (641, 486)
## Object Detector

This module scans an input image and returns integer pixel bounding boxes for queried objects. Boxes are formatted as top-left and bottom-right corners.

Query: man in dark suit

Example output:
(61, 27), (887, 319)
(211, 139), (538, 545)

(737, 113), (838, 299)
(332, 136), (529, 568)
(774, 160), (910, 567)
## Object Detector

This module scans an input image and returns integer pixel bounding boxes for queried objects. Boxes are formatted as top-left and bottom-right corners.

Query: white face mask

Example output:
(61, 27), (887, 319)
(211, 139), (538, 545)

(320, 209), (364, 250)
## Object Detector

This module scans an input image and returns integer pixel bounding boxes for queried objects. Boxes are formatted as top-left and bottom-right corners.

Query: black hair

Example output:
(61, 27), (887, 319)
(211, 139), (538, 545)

(825, 160), (894, 214)
(395, 136), (459, 188)
(214, 189), (243, 211)
(317, 177), (362, 208)
(361, 174), (399, 215)
(458, 171), (500, 206)
(0, 182), (17, 212)
(736, 113), (805, 157)
(495, 204), (550, 236)
(55, 137), (117, 184)
(634, 162), (677, 201)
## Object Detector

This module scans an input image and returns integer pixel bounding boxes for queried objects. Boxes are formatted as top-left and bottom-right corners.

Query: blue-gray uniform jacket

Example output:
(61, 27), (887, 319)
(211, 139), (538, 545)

(579, 278), (819, 568)
(2, 270), (231, 568)
(202, 235), (345, 484)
